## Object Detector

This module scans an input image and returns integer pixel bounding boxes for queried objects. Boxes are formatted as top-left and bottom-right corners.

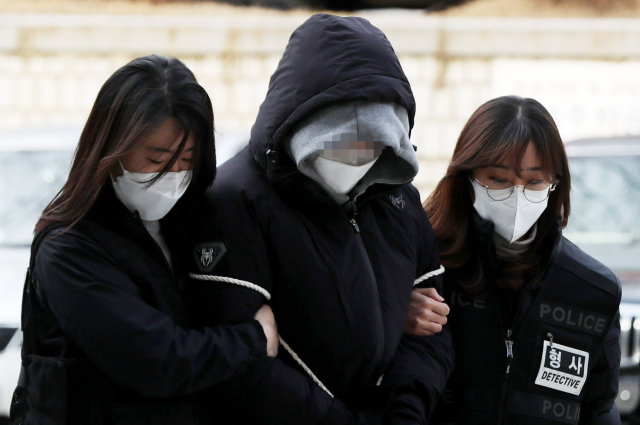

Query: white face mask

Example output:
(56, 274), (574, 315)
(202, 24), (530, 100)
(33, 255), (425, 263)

(111, 162), (192, 221)
(471, 179), (549, 243)
(310, 155), (378, 195)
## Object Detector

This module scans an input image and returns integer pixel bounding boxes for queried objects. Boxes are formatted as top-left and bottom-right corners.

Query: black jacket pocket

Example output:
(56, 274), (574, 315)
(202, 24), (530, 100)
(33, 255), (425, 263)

(23, 355), (80, 425)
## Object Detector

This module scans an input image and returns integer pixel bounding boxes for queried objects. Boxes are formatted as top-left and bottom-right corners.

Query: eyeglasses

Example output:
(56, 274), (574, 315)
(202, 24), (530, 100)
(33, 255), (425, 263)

(475, 178), (556, 203)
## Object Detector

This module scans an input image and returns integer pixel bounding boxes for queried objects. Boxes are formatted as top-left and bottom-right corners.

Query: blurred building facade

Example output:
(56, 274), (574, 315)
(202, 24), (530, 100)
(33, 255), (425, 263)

(1, 12), (640, 197)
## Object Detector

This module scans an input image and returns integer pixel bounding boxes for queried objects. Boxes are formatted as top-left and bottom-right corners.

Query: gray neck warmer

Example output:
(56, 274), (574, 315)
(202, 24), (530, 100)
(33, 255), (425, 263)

(285, 101), (419, 204)
(494, 224), (538, 259)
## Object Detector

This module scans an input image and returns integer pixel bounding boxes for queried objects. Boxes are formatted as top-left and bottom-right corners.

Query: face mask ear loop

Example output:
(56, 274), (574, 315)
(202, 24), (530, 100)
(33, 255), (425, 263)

(469, 176), (479, 205)
(109, 160), (127, 184)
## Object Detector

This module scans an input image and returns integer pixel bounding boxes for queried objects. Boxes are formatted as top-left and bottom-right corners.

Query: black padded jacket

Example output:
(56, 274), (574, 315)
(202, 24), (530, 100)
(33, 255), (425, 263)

(432, 215), (622, 425)
(186, 13), (454, 425)
(10, 186), (268, 425)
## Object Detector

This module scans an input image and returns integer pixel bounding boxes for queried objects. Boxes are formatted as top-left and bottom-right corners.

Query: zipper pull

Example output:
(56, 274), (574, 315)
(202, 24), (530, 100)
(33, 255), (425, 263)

(547, 332), (553, 348)
(350, 218), (360, 233)
(505, 330), (513, 358)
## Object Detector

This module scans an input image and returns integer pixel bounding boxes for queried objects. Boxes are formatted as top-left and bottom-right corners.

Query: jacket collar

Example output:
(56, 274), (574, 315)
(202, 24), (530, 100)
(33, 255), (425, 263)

(470, 212), (564, 289)
(277, 171), (406, 217)
(83, 185), (172, 271)
(83, 184), (213, 276)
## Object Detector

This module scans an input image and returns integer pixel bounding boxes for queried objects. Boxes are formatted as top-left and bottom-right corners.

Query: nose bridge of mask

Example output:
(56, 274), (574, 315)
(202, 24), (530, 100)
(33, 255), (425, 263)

(118, 160), (159, 186)
(515, 185), (531, 209)
(146, 170), (192, 198)
(494, 185), (535, 210)
(119, 158), (191, 196)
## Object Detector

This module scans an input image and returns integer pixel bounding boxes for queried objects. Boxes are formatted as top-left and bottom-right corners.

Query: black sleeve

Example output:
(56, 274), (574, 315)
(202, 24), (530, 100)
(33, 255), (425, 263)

(380, 188), (455, 425)
(204, 356), (356, 425)
(579, 310), (621, 425)
(33, 231), (268, 398)
(188, 201), (356, 425)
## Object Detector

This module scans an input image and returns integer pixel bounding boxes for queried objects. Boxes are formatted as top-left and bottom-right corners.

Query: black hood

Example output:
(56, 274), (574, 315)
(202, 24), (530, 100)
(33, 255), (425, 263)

(249, 13), (416, 183)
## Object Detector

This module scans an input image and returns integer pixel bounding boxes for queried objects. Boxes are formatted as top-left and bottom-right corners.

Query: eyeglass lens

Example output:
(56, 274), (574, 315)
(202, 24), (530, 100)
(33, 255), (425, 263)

(486, 180), (552, 203)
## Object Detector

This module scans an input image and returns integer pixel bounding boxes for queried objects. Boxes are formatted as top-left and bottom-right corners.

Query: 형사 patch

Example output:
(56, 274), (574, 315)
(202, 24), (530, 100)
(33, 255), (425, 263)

(535, 340), (589, 396)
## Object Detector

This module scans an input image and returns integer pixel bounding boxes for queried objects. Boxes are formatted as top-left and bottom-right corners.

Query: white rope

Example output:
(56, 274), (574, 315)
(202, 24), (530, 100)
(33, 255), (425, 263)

(413, 265), (445, 286)
(189, 274), (272, 300)
(189, 273), (333, 398)
(190, 266), (445, 398)
(278, 336), (334, 398)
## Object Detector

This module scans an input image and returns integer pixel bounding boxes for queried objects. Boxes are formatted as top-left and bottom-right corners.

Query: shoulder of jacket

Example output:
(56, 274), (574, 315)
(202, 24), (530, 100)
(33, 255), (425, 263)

(397, 184), (431, 222)
(379, 183), (421, 207)
(37, 226), (99, 254)
(401, 183), (422, 203)
(210, 152), (275, 205)
(32, 226), (118, 293)
(555, 237), (621, 301)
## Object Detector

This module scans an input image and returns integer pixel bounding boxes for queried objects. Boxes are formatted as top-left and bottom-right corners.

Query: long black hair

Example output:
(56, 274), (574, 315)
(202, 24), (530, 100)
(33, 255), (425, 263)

(37, 54), (216, 232)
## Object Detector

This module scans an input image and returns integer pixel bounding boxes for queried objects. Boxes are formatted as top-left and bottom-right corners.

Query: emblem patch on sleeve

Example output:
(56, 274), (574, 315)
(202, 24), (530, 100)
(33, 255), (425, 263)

(534, 340), (589, 396)
(193, 242), (226, 273)
(390, 194), (405, 209)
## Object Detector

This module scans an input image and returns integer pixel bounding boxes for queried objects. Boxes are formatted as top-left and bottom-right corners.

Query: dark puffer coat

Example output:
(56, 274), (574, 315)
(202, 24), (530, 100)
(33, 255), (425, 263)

(187, 13), (454, 425)
(11, 186), (268, 425)
(431, 215), (621, 425)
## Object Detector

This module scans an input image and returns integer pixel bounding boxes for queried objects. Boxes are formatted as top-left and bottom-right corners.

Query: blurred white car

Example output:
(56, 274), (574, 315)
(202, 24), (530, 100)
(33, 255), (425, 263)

(0, 328), (21, 424)
(564, 137), (640, 423)
(0, 128), (78, 420)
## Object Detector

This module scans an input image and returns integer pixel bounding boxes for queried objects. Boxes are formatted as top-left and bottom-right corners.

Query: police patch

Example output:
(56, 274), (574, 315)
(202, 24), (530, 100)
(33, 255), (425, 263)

(506, 390), (581, 424)
(537, 301), (609, 336)
(535, 340), (589, 396)
(193, 242), (226, 273)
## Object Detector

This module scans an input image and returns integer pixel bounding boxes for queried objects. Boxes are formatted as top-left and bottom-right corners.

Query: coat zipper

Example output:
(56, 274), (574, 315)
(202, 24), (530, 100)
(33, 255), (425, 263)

(496, 329), (514, 425)
(497, 332), (556, 425)
(495, 281), (537, 425)
(350, 213), (385, 381)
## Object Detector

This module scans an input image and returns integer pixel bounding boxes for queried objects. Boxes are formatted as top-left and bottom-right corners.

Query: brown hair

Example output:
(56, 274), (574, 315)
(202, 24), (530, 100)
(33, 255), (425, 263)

(36, 55), (216, 233)
(424, 96), (571, 294)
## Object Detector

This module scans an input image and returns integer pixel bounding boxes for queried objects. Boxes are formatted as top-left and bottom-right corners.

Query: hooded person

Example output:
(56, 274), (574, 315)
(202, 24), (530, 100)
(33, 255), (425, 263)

(187, 14), (454, 424)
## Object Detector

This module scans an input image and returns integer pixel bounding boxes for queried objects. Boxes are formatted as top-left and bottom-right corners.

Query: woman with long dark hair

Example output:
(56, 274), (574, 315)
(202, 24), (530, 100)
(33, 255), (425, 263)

(10, 54), (278, 425)
(416, 96), (621, 424)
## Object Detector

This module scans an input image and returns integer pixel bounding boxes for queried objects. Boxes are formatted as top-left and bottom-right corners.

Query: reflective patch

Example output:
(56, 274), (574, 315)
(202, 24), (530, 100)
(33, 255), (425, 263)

(448, 289), (491, 312)
(537, 301), (609, 335)
(193, 242), (226, 273)
(535, 340), (589, 395)
(506, 390), (581, 424)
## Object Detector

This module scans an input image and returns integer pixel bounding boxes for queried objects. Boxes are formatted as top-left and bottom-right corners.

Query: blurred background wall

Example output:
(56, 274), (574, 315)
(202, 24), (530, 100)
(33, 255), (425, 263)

(1, 1), (640, 197)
